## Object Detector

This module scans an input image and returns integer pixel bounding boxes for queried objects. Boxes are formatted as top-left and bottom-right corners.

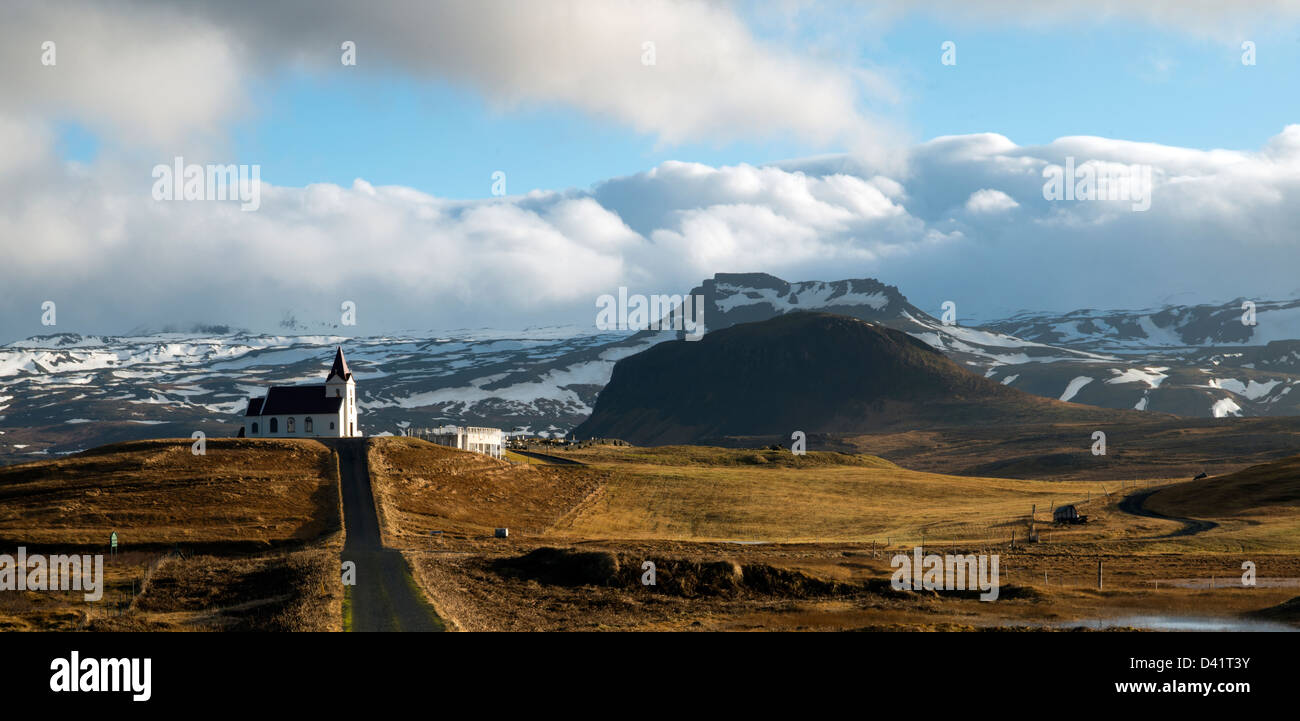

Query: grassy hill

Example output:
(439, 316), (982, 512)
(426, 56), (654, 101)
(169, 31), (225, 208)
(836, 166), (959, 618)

(549, 445), (1163, 543)
(366, 436), (605, 541)
(0, 438), (341, 548)
(370, 439), (1162, 545)
(560, 444), (900, 469)
(1147, 454), (1300, 517)
(1144, 454), (1300, 549)
(0, 438), (344, 631)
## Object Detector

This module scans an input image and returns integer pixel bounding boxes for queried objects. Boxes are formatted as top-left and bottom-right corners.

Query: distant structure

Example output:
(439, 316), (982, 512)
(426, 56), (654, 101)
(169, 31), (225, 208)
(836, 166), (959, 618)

(242, 347), (361, 438)
(407, 425), (504, 459)
(1052, 504), (1087, 525)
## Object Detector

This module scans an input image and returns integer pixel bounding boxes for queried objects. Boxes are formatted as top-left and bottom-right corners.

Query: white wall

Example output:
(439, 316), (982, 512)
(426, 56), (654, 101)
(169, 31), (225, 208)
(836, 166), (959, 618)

(246, 411), (345, 438)
(325, 377), (359, 437)
(420, 426), (503, 458)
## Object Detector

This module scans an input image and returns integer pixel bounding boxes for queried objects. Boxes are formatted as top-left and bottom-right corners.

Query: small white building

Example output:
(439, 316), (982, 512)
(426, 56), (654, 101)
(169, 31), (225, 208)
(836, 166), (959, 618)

(409, 425), (504, 458)
(242, 347), (361, 438)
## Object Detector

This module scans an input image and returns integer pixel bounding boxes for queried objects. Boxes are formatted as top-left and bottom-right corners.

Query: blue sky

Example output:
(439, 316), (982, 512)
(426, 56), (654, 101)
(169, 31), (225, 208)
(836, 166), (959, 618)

(12, 1), (1300, 339)
(56, 14), (1298, 199)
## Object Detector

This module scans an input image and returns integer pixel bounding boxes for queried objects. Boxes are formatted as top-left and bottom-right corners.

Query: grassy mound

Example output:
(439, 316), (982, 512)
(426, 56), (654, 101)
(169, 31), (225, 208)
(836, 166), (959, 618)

(566, 444), (898, 469)
(1249, 596), (1300, 624)
(365, 437), (605, 538)
(1146, 454), (1300, 518)
(497, 546), (889, 598)
(0, 438), (340, 548)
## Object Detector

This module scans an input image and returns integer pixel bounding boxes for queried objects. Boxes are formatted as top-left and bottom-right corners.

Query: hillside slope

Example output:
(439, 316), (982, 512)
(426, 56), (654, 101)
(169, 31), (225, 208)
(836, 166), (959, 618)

(0, 438), (340, 548)
(574, 312), (1138, 445)
(1146, 454), (1300, 518)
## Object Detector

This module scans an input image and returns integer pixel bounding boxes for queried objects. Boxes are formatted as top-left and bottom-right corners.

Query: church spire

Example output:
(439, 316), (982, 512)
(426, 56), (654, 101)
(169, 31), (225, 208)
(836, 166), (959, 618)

(326, 347), (352, 382)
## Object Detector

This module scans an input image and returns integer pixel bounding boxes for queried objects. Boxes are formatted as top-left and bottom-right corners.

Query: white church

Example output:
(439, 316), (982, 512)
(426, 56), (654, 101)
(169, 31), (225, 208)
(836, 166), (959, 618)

(241, 347), (361, 438)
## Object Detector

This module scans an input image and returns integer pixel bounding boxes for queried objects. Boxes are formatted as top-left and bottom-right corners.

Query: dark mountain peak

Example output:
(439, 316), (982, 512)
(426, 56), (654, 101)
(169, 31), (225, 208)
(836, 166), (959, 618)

(689, 272), (927, 336)
(574, 311), (1126, 445)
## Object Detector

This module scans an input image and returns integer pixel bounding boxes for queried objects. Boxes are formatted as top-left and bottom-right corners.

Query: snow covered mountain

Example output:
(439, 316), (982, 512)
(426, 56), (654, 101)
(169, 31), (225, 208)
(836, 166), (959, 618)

(691, 273), (1117, 368)
(4, 273), (1300, 464)
(690, 273), (1300, 420)
(0, 327), (669, 463)
(986, 298), (1300, 350)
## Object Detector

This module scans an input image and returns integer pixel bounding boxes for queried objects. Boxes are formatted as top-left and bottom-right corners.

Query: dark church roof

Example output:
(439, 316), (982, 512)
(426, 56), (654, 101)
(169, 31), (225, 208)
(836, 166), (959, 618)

(326, 347), (352, 382)
(243, 348), (352, 418)
(256, 385), (344, 416)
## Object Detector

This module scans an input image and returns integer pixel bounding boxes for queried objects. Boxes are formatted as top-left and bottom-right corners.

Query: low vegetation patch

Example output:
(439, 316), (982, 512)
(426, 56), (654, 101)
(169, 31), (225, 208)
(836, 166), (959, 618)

(497, 546), (879, 598)
(1248, 596), (1300, 625)
(100, 547), (342, 631)
(565, 444), (898, 469)
(367, 437), (604, 538)
(0, 438), (340, 547)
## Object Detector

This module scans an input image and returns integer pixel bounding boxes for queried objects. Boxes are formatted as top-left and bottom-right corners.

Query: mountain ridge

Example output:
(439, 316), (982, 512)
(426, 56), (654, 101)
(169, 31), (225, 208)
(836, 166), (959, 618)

(6, 271), (1300, 464)
(573, 312), (1137, 445)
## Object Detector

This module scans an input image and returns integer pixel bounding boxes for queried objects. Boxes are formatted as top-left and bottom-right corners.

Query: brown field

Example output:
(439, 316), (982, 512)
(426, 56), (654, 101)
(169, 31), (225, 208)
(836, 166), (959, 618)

(397, 441), (1300, 631)
(543, 445), (1170, 544)
(704, 416), (1300, 481)
(0, 438), (341, 547)
(1144, 455), (1300, 550)
(3, 435), (1296, 632)
(367, 436), (606, 543)
(0, 438), (344, 631)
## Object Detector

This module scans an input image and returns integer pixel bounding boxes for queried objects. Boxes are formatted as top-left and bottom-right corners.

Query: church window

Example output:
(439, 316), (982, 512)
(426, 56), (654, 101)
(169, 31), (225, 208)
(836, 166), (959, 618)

(305, 417), (313, 433)
(270, 418), (278, 433)
(252, 422), (259, 435)
(287, 417), (296, 433)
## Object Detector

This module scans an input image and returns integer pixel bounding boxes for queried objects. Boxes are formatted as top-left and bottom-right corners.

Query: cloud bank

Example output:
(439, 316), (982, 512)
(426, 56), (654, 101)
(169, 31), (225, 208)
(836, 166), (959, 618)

(5, 1), (1300, 340)
(0, 0), (903, 158)
(6, 123), (1300, 339)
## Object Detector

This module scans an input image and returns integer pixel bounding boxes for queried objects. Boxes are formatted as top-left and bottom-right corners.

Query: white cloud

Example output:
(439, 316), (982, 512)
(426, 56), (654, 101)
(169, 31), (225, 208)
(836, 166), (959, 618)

(6, 122), (1300, 336)
(870, 1), (1300, 40)
(0, 0), (902, 161)
(11, 125), (1300, 339)
(0, 2), (245, 150)
(964, 188), (1019, 214)
(5, 1), (1300, 338)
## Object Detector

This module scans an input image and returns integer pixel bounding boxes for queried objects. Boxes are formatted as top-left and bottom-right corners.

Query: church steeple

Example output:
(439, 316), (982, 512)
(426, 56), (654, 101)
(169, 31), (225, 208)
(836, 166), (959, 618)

(326, 347), (352, 382)
(324, 347), (359, 437)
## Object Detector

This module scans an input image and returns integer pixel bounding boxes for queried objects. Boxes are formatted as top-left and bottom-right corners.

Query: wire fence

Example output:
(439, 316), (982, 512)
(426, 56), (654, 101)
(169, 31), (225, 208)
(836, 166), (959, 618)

(866, 477), (1167, 549)
(89, 547), (188, 624)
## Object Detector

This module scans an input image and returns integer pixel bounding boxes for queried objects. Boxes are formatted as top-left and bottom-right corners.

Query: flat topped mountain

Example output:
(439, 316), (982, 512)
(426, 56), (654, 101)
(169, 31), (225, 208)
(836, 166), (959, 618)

(574, 312), (1137, 445)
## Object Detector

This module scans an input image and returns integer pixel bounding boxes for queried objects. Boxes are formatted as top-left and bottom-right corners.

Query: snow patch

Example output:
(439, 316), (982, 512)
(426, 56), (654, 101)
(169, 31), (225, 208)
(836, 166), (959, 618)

(1060, 376), (1094, 402)
(1211, 397), (1243, 418)
(1106, 366), (1168, 389)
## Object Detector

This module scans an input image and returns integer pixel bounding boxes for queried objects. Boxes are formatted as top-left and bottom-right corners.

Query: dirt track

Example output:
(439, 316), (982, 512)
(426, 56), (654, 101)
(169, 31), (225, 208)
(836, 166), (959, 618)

(1118, 488), (1219, 538)
(511, 449), (585, 465)
(333, 439), (443, 632)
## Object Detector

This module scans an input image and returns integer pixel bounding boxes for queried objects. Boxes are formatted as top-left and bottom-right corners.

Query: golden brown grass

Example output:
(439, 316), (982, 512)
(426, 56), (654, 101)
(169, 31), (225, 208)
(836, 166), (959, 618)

(563, 444), (899, 469)
(0, 438), (341, 548)
(550, 455), (1166, 544)
(502, 450), (548, 465)
(0, 438), (347, 631)
(377, 440), (1300, 631)
(115, 547), (343, 631)
(1144, 454), (1300, 551)
(366, 437), (604, 542)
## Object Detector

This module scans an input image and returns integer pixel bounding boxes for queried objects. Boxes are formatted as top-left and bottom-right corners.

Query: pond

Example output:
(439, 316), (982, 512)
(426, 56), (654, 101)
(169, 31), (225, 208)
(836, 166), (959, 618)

(1056, 615), (1296, 632)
